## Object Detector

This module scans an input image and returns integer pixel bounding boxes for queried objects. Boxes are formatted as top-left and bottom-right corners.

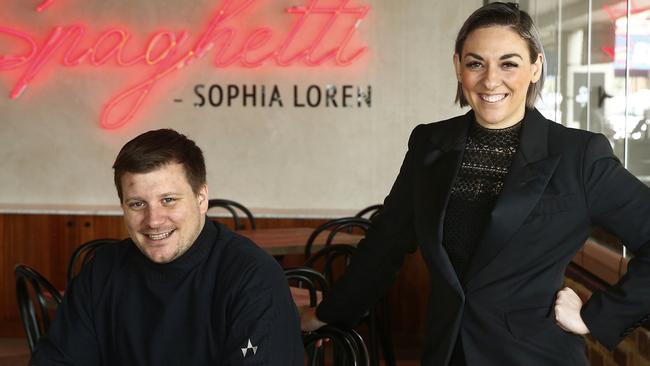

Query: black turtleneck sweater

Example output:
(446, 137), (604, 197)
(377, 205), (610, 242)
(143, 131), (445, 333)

(31, 220), (303, 366)
(443, 119), (522, 281)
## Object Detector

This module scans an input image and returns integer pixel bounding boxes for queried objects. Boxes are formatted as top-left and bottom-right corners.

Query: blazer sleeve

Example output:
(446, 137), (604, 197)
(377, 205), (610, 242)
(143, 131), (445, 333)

(580, 133), (650, 349)
(316, 125), (422, 327)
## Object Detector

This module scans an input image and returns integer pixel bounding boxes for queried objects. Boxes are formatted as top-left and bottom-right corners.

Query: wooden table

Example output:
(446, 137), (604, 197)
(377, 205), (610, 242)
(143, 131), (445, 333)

(237, 227), (363, 256)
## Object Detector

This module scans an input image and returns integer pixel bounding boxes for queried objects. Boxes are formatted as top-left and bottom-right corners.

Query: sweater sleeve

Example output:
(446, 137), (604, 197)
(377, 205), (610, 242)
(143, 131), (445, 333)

(580, 133), (650, 349)
(221, 255), (303, 366)
(30, 265), (101, 365)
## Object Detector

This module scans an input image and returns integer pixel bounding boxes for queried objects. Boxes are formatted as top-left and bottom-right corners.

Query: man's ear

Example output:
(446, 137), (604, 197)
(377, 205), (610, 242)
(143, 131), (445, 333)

(198, 185), (209, 214)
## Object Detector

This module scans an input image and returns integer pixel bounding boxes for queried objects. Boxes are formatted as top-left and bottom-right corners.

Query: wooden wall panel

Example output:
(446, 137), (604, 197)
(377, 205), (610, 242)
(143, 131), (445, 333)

(0, 214), (429, 341)
(0, 214), (131, 337)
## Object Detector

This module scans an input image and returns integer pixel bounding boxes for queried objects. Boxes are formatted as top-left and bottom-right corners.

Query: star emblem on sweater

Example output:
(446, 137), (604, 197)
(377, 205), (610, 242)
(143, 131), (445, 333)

(241, 339), (258, 357)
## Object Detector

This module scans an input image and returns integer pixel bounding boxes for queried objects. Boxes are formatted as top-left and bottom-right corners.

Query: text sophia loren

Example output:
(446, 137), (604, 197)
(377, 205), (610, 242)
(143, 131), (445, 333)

(193, 84), (372, 108)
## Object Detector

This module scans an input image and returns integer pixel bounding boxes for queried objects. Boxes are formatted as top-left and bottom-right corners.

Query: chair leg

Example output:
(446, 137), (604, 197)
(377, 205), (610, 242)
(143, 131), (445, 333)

(378, 302), (396, 366)
(367, 309), (380, 366)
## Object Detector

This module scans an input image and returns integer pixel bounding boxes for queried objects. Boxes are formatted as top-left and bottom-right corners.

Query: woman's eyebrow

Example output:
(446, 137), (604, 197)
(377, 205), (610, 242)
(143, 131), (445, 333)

(463, 52), (524, 61)
(500, 53), (524, 60)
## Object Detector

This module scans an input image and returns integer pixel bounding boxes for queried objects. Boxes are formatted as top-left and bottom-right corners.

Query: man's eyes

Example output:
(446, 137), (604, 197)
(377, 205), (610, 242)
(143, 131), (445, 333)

(128, 201), (145, 209)
(127, 198), (178, 209)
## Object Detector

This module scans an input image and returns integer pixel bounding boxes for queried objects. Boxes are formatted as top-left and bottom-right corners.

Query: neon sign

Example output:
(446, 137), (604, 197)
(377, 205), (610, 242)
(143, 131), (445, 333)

(0, 0), (370, 129)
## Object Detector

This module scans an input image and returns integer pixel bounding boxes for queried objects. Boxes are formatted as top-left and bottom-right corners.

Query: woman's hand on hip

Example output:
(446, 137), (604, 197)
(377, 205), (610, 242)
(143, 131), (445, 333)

(554, 287), (590, 335)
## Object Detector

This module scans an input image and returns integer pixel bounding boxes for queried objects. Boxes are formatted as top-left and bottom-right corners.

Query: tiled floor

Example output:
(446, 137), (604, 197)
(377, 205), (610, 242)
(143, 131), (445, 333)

(0, 337), (420, 365)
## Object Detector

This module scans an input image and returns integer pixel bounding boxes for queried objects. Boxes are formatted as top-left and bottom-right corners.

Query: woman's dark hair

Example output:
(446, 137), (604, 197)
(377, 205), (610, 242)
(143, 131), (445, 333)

(112, 129), (206, 201)
(454, 2), (545, 108)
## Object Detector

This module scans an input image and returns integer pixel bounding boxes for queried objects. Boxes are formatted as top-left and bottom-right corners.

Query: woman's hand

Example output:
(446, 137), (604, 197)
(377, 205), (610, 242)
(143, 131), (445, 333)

(554, 287), (590, 335)
(298, 306), (327, 332)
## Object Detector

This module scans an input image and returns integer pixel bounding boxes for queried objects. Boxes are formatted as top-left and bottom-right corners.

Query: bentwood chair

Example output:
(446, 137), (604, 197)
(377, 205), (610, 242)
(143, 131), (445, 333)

(207, 199), (256, 230)
(284, 267), (329, 308)
(354, 204), (383, 220)
(14, 264), (63, 354)
(303, 326), (370, 366)
(304, 244), (356, 285)
(67, 238), (119, 286)
(304, 217), (370, 258)
(305, 242), (396, 366)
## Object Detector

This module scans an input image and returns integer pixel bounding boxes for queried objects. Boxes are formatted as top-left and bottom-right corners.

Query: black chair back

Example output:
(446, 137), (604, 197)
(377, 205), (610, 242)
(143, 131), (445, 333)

(14, 264), (62, 354)
(304, 217), (370, 258)
(303, 326), (369, 366)
(284, 267), (329, 308)
(304, 244), (357, 284)
(207, 199), (256, 230)
(67, 238), (119, 286)
(305, 243), (395, 366)
(354, 204), (383, 220)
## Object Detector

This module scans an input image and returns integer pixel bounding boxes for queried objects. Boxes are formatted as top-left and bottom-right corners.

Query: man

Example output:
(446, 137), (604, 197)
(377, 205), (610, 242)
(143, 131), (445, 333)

(32, 129), (303, 365)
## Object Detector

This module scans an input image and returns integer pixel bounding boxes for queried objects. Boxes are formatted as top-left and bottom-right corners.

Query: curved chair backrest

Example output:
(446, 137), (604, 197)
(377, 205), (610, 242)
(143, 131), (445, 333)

(14, 264), (63, 354)
(207, 199), (256, 230)
(305, 244), (395, 366)
(284, 267), (329, 308)
(304, 244), (357, 284)
(354, 204), (383, 220)
(303, 325), (369, 366)
(346, 328), (371, 366)
(67, 238), (119, 286)
(304, 217), (370, 258)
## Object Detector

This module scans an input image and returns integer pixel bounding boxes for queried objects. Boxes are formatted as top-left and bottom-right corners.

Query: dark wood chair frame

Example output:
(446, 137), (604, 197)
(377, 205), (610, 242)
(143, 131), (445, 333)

(15, 264), (63, 354)
(207, 198), (257, 230)
(67, 238), (119, 286)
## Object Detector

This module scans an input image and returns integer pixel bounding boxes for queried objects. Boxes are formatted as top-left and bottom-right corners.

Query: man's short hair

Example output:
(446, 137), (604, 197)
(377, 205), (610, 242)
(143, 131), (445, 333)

(112, 129), (206, 201)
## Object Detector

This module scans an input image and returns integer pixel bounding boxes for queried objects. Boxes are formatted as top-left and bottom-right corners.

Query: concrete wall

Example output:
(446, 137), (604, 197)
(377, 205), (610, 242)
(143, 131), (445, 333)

(0, 0), (480, 211)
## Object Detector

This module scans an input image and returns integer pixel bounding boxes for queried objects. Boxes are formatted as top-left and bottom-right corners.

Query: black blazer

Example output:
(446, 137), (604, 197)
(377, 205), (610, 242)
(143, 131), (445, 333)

(317, 108), (650, 365)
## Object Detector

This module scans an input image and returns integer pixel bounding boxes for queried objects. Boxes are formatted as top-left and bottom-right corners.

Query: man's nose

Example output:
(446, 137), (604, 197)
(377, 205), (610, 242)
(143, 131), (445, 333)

(145, 205), (165, 228)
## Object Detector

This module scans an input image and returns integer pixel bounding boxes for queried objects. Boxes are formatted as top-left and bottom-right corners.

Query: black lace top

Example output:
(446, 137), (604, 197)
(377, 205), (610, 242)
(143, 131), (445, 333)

(442, 119), (522, 281)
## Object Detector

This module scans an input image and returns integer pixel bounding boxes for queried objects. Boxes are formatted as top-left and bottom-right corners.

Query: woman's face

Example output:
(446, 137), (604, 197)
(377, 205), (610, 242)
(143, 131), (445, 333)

(454, 26), (542, 129)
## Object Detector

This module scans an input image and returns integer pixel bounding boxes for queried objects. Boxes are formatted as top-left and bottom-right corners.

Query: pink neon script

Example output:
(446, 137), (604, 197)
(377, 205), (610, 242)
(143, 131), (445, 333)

(0, 0), (371, 129)
(36, 0), (56, 12)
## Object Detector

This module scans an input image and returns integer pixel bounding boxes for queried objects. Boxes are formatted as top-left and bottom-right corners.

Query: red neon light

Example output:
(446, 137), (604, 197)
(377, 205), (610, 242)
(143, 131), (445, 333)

(2, 0), (370, 129)
(0, 27), (37, 70)
(603, 1), (650, 21)
(36, 0), (56, 12)
(601, 46), (615, 60)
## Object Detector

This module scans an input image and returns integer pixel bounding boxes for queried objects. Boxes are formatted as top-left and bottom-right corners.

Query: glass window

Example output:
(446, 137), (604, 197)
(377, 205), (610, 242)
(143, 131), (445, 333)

(520, 0), (650, 258)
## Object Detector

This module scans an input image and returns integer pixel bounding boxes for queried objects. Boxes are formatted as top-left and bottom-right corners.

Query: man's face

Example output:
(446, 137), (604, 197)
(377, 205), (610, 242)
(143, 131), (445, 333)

(120, 162), (208, 263)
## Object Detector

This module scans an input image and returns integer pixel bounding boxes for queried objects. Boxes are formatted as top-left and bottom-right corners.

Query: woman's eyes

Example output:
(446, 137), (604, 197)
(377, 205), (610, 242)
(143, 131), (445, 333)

(464, 61), (519, 70)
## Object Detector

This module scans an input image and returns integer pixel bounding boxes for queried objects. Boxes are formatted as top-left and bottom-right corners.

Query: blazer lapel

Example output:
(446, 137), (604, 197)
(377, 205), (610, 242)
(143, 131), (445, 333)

(414, 112), (470, 294)
(464, 109), (560, 287)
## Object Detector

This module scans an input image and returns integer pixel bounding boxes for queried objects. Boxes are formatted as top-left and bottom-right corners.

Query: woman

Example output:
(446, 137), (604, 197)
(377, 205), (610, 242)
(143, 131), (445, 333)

(301, 2), (650, 365)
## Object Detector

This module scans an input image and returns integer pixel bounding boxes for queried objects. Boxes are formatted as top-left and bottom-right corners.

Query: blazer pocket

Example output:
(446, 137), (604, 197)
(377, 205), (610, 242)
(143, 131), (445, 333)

(528, 194), (577, 216)
(505, 306), (555, 339)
